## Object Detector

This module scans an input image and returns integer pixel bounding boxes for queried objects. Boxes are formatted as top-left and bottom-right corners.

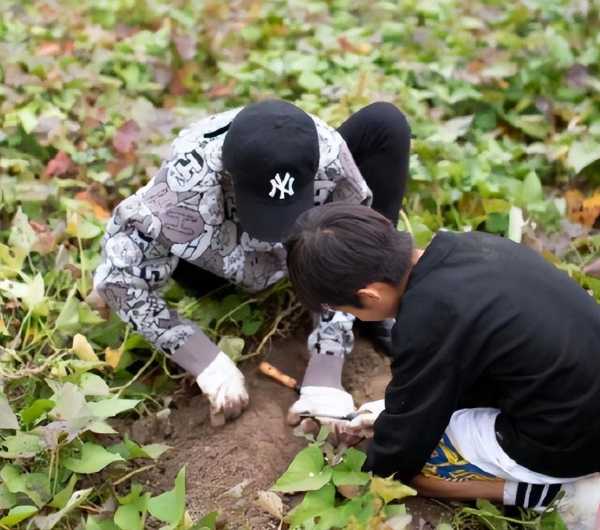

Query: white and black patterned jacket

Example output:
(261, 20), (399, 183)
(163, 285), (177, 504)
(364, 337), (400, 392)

(94, 108), (372, 377)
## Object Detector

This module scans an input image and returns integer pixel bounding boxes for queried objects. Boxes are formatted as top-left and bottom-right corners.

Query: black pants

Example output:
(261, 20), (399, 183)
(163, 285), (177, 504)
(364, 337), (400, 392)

(338, 101), (411, 226)
(174, 102), (411, 291)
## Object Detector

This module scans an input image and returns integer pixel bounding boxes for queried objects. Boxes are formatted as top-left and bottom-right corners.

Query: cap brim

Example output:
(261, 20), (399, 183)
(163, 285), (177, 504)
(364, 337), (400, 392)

(235, 181), (314, 242)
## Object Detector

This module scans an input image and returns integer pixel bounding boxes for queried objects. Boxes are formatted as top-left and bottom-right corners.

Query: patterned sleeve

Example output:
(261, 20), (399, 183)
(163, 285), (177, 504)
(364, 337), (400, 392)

(331, 141), (373, 206)
(311, 115), (372, 208)
(93, 166), (220, 378)
(307, 310), (356, 358)
(302, 310), (356, 388)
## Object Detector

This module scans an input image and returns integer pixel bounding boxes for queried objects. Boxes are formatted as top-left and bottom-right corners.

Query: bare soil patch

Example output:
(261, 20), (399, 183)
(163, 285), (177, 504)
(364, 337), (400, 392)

(123, 335), (450, 529)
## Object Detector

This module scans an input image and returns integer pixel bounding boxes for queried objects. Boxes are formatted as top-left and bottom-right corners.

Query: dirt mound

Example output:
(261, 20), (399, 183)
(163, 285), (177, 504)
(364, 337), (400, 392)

(124, 336), (448, 529)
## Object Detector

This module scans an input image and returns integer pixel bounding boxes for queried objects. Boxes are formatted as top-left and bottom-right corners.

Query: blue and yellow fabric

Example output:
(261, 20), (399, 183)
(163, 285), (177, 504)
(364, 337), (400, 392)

(422, 434), (496, 481)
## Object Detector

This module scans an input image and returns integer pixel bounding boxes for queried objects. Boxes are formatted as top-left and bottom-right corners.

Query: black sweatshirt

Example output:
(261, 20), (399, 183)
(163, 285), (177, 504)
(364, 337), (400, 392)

(364, 231), (600, 482)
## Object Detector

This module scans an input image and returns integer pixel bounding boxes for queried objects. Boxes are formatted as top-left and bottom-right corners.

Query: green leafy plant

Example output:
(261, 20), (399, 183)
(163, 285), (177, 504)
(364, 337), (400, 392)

(0, 377), (209, 529)
(455, 498), (567, 530)
(271, 432), (417, 530)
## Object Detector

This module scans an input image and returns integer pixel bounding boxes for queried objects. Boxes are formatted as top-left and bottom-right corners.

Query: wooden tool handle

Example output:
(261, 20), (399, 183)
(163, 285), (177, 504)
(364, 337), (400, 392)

(259, 361), (299, 391)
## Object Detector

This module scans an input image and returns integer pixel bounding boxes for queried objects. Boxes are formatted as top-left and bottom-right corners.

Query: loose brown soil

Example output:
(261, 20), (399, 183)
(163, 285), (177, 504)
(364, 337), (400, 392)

(123, 335), (451, 529)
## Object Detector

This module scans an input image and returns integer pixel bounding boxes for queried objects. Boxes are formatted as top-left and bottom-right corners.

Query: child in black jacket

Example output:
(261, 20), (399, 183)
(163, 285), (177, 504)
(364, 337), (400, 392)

(285, 203), (600, 530)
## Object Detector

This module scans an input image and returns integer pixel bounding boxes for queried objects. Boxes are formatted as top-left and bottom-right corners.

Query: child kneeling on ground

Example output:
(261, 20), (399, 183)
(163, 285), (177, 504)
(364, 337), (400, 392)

(285, 203), (600, 530)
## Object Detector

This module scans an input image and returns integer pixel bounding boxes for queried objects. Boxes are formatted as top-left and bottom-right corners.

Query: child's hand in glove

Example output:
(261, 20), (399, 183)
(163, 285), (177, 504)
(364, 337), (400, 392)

(287, 386), (364, 446)
(347, 399), (386, 438)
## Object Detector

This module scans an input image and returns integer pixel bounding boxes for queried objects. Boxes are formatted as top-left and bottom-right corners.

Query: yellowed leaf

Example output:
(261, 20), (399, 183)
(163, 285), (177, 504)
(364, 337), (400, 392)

(75, 191), (111, 220)
(565, 189), (584, 212)
(565, 189), (600, 227)
(72, 334), (99, 362)
(104, 346), (123, 369)
(337, 36), (372, 55)
(581, 195), (600, 227)
(369, 476), (417, 504)
(66, 212), (79, 237)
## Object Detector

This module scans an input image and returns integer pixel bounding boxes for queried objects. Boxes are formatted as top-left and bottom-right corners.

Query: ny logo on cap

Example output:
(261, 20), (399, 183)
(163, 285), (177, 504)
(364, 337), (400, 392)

(269, 172), (295, 199)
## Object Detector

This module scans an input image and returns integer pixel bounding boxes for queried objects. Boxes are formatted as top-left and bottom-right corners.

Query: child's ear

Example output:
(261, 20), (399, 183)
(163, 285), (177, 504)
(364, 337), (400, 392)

(357, 286), (382, 304)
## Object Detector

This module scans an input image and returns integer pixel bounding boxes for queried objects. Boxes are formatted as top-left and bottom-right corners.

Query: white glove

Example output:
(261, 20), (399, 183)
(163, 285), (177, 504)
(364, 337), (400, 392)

(196, 352), (249, 421)
(347, 399), (386, 438)
(289, 386), (355, 419)
(557, 474), (600, 530)
(288, 386), (363, 446)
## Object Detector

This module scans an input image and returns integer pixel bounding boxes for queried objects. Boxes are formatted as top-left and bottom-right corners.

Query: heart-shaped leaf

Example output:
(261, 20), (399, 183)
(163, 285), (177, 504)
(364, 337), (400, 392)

(332, 448), (370, 487)
(85, 516), (120, 530)
(0, 432), (44, 459)
(20, 399), (55, 426)
(49, 474), (79, 509)
(87, 398), (140, 419)
(0, 483), (17, 510)
(64, 443), (124, 474)
(147, 466), (186, 527)
(109, 436), (170, 461)
(272, 444), (332, 493)
(0, 394), (19, 430)
(568, 139), (600, 174)
(79, 373), (110, 396)
(0, 505), (38, 527)
(0, 465), (51, 507)
(114, 504), (143, 530)
(286, 483), (336, 528)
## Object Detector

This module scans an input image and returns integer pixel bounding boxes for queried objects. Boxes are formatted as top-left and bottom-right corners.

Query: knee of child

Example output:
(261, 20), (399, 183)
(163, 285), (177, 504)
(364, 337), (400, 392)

(363, 101), (411, 143)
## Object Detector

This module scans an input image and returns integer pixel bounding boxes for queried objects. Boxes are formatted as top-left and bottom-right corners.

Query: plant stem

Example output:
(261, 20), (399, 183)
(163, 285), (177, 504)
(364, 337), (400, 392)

(77, 235), (89, 296)
(462, 507), (539, 527)
(113, 350), (158, 397)
(113, 464), (155, 486)
(399, 208), (414, 235)
(240, 300), (302, 361)
(215, 297), (259, 332)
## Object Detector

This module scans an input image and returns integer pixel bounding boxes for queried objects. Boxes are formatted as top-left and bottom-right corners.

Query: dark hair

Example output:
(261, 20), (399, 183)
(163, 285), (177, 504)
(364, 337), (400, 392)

(285, 203), (414, 312)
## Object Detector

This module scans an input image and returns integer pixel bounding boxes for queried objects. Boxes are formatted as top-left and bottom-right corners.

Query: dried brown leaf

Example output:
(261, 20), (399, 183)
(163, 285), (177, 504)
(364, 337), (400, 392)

(337, 36), (372, 55)
(37, 41), (62, 56)
(207, 79), (236, 99)
(30, 221), (56, 255)
(583, 258), (600, 278)
(75, 191), (111, 220)
(337, 485), (362, 498)
(567, 64), (589, 88)
(112, 119), (141, 154)
(173, 33), (197, 60)
(44, 151), (74, 178)
(255, 490), (284, 520)
(169, 64), (199, 96)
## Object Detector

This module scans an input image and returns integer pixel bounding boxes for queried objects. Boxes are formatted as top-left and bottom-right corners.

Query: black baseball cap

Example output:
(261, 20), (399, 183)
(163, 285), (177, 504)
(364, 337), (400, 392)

(222, 99), (319, 242)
